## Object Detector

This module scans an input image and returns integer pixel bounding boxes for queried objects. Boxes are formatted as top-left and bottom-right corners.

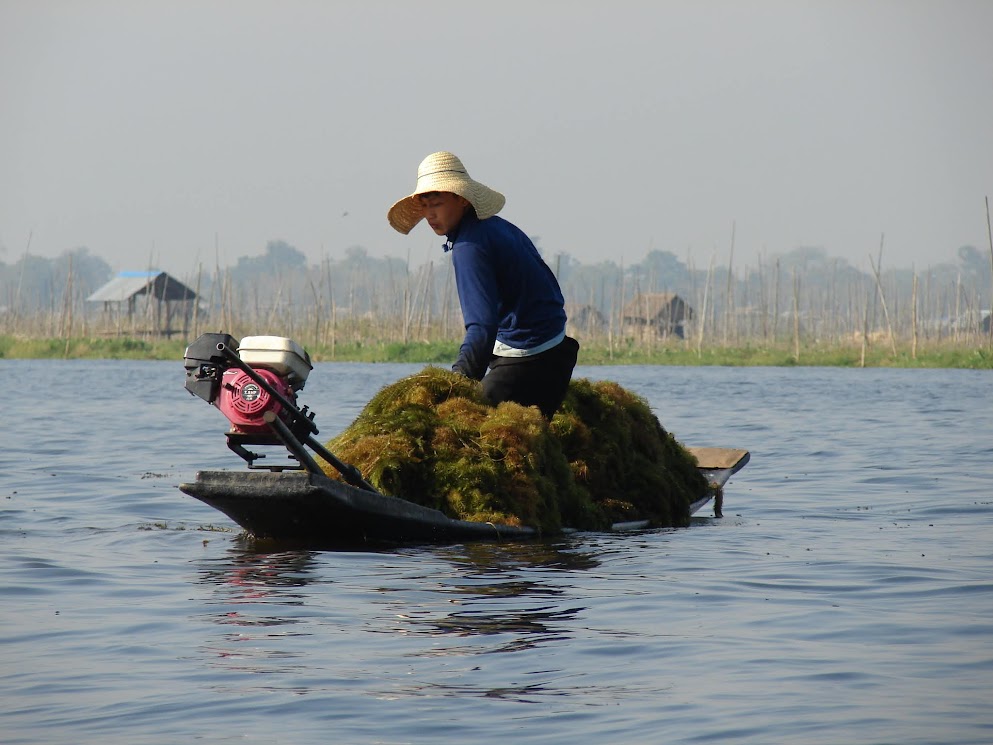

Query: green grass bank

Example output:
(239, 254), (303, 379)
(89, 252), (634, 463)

(2, 334), (991, 369)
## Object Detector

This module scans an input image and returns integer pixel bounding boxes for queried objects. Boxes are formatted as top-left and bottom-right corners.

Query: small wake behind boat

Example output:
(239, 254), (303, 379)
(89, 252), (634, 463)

(179, 333), (749, 547)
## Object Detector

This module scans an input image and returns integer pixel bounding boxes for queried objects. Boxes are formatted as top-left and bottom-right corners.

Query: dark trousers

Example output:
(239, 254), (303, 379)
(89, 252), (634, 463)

(482, 336), (580, 419)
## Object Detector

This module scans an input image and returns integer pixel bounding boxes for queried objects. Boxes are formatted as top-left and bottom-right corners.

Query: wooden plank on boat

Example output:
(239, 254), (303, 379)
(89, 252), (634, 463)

(685, 446), (750, 472)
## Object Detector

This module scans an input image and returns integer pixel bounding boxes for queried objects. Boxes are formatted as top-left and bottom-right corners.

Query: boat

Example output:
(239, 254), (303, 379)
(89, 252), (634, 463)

(180, 446), (748, 546)
(178, 333), (749, 547)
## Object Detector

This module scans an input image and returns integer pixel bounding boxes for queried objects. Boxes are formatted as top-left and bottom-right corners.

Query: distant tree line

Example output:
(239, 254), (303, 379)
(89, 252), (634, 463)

(2, 236), (991, 348)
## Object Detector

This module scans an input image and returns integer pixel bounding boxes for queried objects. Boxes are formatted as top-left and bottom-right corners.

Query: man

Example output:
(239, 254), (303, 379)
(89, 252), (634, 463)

(388, 151), (578, 418)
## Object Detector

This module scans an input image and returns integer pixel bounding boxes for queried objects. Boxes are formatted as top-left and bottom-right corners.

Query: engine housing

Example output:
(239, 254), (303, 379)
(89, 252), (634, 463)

(216, 367), (294, 433)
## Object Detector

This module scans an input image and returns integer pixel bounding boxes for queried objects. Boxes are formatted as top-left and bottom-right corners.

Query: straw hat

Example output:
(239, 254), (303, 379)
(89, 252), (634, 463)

(388, 152), (506, 234)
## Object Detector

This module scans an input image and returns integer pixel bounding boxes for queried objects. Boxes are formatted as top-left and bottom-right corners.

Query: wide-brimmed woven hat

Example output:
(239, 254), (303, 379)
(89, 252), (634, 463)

(388, 152), (506, 234)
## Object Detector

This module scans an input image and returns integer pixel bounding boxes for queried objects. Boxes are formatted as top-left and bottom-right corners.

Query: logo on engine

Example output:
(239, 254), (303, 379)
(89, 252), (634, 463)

(241, 383), (262, 402)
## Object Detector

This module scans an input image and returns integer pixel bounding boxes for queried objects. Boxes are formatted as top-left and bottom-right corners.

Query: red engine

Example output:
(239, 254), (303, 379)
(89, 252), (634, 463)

(184, 332), (378, 490)
(216, 367), (296, 433)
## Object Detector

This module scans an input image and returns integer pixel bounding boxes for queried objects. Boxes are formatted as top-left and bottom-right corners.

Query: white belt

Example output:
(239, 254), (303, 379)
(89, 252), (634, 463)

(492, 330), (566, 358)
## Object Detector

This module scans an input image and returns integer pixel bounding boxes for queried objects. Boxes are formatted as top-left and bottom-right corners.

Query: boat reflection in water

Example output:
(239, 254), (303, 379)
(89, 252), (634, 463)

(192, 539), (605, 680)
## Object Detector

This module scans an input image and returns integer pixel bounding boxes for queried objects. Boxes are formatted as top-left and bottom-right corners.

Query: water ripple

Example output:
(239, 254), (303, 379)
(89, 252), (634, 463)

(2, 362), (992, 744)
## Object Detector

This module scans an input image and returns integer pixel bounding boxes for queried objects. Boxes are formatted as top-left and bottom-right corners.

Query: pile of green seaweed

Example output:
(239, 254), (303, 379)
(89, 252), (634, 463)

(322, 367), (709, 533)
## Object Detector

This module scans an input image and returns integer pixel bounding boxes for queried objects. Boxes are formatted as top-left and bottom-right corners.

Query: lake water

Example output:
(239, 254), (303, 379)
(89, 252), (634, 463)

(1, 360), (991, 745)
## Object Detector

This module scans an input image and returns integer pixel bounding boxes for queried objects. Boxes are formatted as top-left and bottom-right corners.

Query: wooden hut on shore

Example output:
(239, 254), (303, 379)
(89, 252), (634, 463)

(565, 303), (608, 339)
(622, 292), (693, 339)
(87, 271), (199, 337)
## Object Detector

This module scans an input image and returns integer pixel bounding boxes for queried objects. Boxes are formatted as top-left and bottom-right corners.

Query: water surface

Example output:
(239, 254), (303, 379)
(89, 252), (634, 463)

(2, 361), (991, 744)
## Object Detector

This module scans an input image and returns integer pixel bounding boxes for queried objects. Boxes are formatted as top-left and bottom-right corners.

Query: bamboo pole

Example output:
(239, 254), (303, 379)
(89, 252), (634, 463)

(829, 259), (838, 343)
(192, 263), (202, 339)
(216, 242), (227, 333)
(757, 251), (768, 342)
(723, 220), (735, 347)
(986, 196), (993, 349)
(860, 289), (870, 368)
(868, 236), (897, 356)
(422, 262), (435, 339)
(143, 252), (155, 339)
(325, 256), (337, 358)
(696, 252), (715, 358)
(772, 258), (780, 341)
(224, 268), (234, 335)
(267, 280), (282, 333)
(11, 231), (32, 335)
(911, 272), (919, 360)
(402, 247), (410, 345)
(308, 274), (322, 350)
(792, 268), (800, 363)
(161, 273), (171, 337)
(954, 272), (962, 344)
(61, 254), (74, 358)
(442, 257), (454, 341)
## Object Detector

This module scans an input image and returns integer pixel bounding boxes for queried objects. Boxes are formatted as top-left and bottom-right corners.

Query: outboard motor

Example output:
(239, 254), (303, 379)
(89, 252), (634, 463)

(184, 333), (312, 433)
(183, 332), (376, 492)
(217, 336), (307, 432)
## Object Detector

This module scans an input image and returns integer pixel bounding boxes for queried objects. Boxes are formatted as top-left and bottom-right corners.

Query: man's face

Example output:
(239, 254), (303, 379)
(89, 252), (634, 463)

(419, 192), (469, 235)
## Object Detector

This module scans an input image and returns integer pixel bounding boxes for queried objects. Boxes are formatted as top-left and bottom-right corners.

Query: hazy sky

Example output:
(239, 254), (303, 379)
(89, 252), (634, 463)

(2, 0), (991, 277)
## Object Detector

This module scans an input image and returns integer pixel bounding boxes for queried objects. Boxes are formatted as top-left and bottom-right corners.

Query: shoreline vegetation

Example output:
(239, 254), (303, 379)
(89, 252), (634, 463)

(5, 226), (991, 372)
(1, 333), (990, 369)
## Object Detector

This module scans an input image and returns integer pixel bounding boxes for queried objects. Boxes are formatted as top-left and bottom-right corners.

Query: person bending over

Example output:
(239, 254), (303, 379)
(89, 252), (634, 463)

(388, 151), (579, 419)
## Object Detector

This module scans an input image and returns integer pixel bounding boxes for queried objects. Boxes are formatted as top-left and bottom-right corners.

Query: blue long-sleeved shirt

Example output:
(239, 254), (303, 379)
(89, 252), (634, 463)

(447, 212), (567, 380)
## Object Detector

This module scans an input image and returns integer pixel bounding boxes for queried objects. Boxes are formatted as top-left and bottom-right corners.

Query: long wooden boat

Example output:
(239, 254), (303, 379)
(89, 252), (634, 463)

(179, 332), (749, 547)
(180, 447), (749, 547)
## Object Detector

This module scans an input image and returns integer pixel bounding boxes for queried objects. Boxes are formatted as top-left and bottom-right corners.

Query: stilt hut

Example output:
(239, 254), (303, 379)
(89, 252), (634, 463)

(87, 271), (199, 337)
(622, 293), (693, 339)
(565, 303), (608, 339)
